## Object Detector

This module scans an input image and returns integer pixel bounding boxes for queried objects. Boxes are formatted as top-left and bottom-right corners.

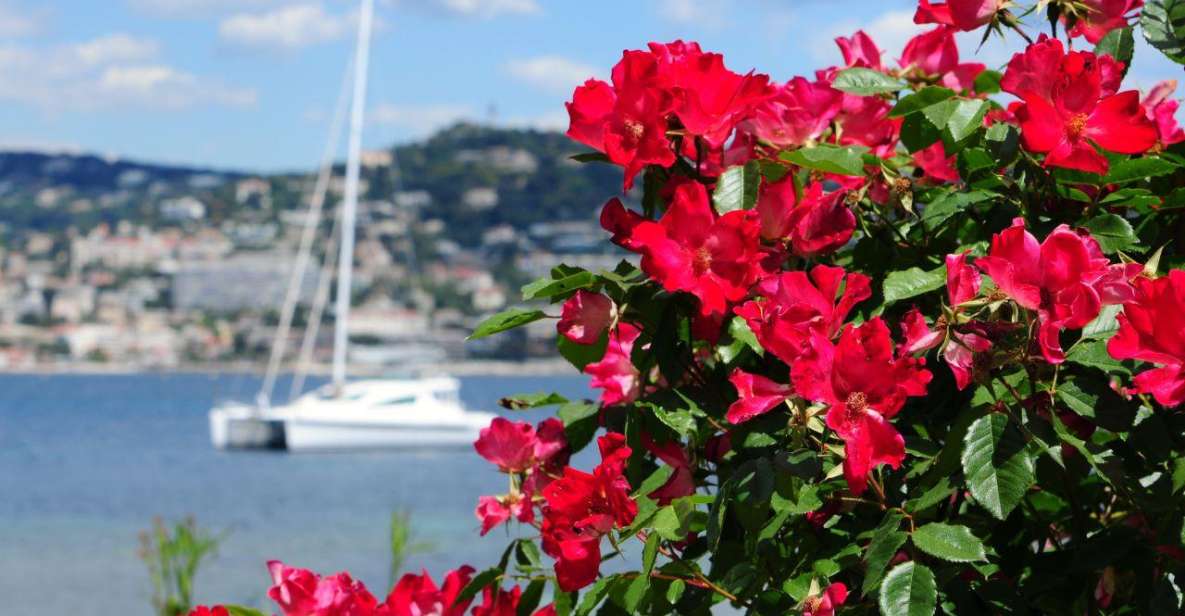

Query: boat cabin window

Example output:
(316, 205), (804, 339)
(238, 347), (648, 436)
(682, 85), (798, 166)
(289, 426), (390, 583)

(378, 396), (417, 406)
(433, 390), (458, 404)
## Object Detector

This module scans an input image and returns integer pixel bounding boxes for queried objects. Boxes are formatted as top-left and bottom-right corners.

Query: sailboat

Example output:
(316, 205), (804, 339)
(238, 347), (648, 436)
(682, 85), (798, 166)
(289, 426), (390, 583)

(208, 0), (495, 452)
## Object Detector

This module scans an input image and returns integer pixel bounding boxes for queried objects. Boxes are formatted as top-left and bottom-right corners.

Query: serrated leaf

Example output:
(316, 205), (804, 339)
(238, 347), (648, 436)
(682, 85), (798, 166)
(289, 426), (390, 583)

(1096, 26), (1135, 68)
(634, 465), (674, 498)
(469, 308), (546, 340)
(1082, 304), (1121, 339)
(1142, 0), (1185, 64)
(832, 67), (906, 95)
(517, 579), (545, 616)
(863, 512), (908, 596)
(890, 87), (956, 118)
(883, 265), (947, 305)
(1066, 339), (1129, 374)
(911, 523), (987, 562)
(521, 270), (597, 301)
(782, 144), (867, 176)
(961, 414), (1035, 520)
(1083, 214), (1137, 253)
(558, 401), (599, 452)
(921, 189), (996, 229)
(1103, 156), (1180, 184)
(878, 562), (938, 616)
(713, 161), (761, 213)
(943, 99), (989, 143)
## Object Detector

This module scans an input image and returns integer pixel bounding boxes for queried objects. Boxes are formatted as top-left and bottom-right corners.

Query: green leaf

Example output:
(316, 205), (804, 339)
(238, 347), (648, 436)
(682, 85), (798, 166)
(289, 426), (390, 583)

(713, 161), (761, 213)
(1096, 26), (1135, 68)
(961, 414), (1036, 520)
(499, 391), (568, 410)
(224, 607), (267, 616)
(521, 270), (597, 301)
(911, 523), (987, 562)
(863, 512), (908, 596)
(728, 316), (763, 356)
(469, 308), (546, 340)
(456, 567), (502, 603)
(558, 401), (600, 452)
(1141, 0), (1185, 64)
(557, 332), (608, 371)
(921, 189), (996, 229)
(642, 532), (660, 574)
(1082, 304), (1122, 339)
(781, 144), (867, 176)
(569, 151), (610, 163)
(651, 405), (696, 438)
(943, 99), (990, 143)
(1083, 214), (1137, 253)
(634, 465), (673, 498)
(985, 122), (1020, 166)
(883, 265), (947, 305)
(1066, 339), (1129, 374)
(652, 498), (695, 540)
(878, 561), (938, 616)
(832, 67), (906, 95)
(576, 576), (613, 616)
(666, 579), (686, 604)
(890, 87), (956, 118)
(1057, 380), (1099, 419)
(1103, 156), (1180, 184)
(622, 574), (650, 613)
(517, 579), (545, 616)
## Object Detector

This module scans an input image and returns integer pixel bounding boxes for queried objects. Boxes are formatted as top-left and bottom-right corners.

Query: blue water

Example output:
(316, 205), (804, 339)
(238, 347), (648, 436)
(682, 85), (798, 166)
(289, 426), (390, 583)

(0, 372), (592, 615)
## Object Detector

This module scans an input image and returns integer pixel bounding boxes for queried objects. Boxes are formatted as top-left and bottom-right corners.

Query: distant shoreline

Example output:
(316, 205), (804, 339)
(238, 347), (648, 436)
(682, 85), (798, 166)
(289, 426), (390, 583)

(0, 358), (578, 377)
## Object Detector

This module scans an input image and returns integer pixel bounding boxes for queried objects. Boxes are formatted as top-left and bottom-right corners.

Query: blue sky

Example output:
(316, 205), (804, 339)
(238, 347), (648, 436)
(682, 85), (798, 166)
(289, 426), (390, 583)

(2, 0), (1182, 172)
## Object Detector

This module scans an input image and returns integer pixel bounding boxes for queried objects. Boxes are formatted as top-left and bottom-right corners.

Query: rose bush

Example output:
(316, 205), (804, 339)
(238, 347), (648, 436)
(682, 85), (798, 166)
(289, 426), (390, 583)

(195, 1), (1185, 614)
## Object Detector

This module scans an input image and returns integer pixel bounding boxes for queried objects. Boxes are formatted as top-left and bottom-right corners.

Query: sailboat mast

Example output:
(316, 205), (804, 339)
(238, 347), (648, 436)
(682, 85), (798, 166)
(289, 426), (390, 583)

(332, 0), (374, 390)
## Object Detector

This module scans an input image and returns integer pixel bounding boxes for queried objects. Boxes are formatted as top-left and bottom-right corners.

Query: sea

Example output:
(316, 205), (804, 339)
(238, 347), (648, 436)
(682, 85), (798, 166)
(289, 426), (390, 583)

(0, 372), (594, 615)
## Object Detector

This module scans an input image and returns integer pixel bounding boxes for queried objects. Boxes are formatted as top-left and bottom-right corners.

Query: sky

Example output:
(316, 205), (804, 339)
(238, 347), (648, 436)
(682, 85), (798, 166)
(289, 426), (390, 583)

(1, 0), (1183, 173)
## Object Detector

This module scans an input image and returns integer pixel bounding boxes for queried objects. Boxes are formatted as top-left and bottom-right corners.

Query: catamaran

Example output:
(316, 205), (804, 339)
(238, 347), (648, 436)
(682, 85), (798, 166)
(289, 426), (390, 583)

(208, 0), (495, 452)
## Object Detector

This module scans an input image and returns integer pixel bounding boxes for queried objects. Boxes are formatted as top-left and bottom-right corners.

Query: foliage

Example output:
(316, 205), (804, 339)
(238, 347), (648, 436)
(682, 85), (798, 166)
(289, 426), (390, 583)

(196, 2), (1185, 615)
(139, 517), (221, 616)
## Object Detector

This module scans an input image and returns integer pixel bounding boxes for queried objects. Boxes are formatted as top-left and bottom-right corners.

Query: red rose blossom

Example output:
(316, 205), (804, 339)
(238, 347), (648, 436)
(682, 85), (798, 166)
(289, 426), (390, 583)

(585, 323), (642, 406)
(627, 181), (764, 317)
(914, 0), (1003, 30)
(977, 218), (1140, 363)
(267, 561), (379, 616)
(541, 434), (637, 591)
(557, 290), (615, 345)
(727, 368), (794, 424)
(1108, 270), (1185, 407)
(735, 265), (871, 366)
(792, 318), (932, 494)
(803, 582), (849, 616)
(1066, 0), (1144, 44)
(1143, 80), (1185, 148)
(382, 567), (475, 616)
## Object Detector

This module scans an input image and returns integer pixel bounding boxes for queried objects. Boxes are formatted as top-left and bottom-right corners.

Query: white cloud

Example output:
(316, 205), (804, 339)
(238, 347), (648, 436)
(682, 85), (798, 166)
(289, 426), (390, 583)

(73, 34), (160, 66)
(505, 55), (599, 94)
(0, 34), (256, 111)
(370, 102), (477, 135)
(127, 0), (280, 18)
(219, 3), (353, 51)
(399, 0), (540, 18)
(0, 1), (43, 38)
(658, 0), (728, 25)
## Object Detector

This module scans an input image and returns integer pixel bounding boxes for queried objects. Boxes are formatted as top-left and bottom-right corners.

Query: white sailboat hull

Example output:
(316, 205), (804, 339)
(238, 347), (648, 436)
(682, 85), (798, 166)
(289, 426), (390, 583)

(208, 377), (495, 453)
(284, 415), (486, 452)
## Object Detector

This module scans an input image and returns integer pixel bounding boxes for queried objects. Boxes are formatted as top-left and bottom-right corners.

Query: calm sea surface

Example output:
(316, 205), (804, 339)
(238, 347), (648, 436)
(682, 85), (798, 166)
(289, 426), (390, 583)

(0, 372), (593, 615)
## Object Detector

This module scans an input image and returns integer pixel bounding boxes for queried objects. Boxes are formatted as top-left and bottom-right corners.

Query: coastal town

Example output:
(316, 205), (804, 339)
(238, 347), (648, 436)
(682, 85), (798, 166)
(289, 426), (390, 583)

(0, 123), (626, 371)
